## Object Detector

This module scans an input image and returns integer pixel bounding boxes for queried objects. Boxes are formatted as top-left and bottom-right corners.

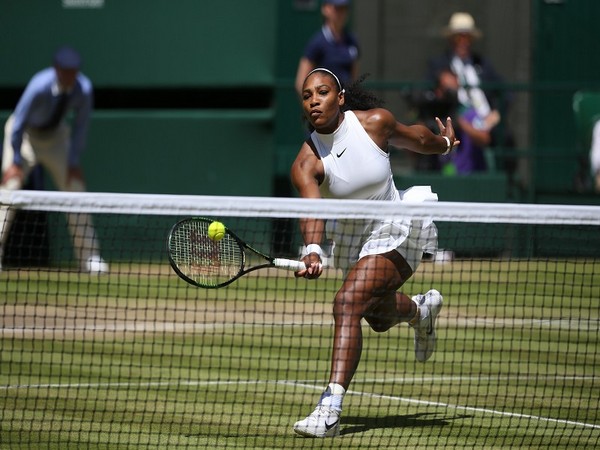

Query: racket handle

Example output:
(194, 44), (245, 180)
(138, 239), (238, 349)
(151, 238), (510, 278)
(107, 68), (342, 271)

(273, 258), (307, 271)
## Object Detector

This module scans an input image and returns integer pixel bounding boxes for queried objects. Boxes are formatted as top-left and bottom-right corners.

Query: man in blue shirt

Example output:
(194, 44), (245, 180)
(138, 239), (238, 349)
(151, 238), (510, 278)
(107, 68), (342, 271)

(0, 46), (108, 273)
(295, 0), (359, 96)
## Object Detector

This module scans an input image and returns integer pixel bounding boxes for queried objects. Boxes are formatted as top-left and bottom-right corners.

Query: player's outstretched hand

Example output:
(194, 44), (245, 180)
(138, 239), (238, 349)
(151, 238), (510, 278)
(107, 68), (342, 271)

(435, 116), (460, 150)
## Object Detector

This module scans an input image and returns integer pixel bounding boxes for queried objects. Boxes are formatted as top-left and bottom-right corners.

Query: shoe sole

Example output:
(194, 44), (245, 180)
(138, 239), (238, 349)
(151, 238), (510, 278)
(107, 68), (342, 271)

(293, 425), (340, 438)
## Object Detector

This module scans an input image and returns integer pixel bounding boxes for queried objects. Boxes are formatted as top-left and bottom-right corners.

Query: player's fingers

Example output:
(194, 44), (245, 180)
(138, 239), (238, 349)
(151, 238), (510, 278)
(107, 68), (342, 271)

(435, 117), (446, 133)
(304, 262), (323, 279)
(294, 268), (308, 278)
(294, 258), (310, 278)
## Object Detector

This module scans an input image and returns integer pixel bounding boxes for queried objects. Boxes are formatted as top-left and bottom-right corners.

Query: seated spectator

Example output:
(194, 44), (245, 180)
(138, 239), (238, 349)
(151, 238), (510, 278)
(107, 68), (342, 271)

(414, 69), (500, 175)
(426, 12), (515, 178)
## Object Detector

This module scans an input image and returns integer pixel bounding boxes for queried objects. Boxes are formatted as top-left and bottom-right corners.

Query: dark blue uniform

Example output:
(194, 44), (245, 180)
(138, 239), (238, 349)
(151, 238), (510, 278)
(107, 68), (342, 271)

(303, 25), (359, 85)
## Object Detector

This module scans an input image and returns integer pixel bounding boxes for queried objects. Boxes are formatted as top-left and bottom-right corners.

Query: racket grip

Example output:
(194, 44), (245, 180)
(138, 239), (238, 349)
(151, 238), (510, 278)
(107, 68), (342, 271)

(273, 258), (307, 271)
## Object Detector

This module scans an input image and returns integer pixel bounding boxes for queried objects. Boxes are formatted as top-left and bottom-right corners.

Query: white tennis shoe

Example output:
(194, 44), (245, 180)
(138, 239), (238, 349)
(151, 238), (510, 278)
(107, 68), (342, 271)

(293, 405), (341, 437)
(410, 289), (443, 362)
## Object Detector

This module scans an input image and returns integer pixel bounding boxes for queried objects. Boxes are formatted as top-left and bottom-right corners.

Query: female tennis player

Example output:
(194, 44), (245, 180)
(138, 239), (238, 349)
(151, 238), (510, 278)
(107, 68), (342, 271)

(291, 68), (459, 437)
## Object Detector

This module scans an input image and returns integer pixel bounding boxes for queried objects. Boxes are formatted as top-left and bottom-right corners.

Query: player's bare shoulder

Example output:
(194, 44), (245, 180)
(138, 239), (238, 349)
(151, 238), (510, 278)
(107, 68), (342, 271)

(354, 108), (396, 144)
(354, 108), (395, 128)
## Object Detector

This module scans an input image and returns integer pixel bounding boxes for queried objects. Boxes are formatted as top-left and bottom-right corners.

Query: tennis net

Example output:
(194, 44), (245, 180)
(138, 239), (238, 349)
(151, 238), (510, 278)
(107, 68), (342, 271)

(1, 190), (599, 449)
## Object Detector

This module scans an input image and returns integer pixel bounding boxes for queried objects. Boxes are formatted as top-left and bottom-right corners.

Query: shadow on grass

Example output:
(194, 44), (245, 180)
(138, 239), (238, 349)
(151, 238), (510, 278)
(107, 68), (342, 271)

(340, 412), (471, 436)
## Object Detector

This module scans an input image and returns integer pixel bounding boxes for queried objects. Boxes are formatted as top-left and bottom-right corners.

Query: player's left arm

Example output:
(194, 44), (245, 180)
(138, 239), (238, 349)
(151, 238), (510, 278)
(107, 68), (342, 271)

(371, 108), (459, 155)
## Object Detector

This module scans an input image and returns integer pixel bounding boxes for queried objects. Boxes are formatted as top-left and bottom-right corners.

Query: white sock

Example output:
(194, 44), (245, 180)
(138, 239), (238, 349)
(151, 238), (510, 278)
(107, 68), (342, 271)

(319, 383), (345, 412)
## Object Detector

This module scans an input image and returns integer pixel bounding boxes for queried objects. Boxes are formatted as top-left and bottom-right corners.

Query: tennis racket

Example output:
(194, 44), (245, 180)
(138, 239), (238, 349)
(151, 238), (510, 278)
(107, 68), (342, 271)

(167, 217), (306, 288)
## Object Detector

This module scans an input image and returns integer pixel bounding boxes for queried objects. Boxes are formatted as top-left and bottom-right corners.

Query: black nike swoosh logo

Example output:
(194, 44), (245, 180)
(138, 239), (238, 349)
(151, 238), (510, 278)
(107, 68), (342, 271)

(325, 419), (339, 430)
(426, 315), (433, 335)
(336, 148), (347, 158)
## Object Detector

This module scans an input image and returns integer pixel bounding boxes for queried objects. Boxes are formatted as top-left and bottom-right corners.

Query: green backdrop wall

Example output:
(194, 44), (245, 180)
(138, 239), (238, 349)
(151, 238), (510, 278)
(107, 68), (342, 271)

(83, 110), (274, 195)
(0, 0), (277, 88)
(0, 110), (275, 196)
(531, 0), (600, 196)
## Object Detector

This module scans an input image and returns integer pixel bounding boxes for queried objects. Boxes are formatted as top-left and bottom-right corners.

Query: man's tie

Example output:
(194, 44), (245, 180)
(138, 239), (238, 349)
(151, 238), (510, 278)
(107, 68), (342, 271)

(39, 92), (69, 130)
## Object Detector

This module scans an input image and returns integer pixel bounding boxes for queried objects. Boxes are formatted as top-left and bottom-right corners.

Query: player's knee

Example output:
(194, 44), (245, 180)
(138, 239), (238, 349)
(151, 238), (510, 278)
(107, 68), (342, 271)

(332, 290), (364, 323)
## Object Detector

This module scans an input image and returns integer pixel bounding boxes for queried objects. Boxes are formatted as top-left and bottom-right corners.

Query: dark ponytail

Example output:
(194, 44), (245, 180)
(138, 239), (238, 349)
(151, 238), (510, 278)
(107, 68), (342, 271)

(342, 74), (385, 111)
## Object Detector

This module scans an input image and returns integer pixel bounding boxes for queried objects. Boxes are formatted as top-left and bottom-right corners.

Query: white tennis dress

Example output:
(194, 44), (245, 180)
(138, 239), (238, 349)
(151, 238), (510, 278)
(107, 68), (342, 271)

(309, 110), (438, 272)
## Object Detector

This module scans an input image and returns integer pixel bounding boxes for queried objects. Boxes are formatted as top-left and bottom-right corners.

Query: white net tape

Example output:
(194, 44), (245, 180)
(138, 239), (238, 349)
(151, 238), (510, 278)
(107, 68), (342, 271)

(2, 189), (599, 225)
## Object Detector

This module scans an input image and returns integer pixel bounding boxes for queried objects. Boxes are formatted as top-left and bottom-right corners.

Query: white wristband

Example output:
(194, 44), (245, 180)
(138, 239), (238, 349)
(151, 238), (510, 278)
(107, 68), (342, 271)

(442, 136), (452, 155)
(305, 244), (323, 257)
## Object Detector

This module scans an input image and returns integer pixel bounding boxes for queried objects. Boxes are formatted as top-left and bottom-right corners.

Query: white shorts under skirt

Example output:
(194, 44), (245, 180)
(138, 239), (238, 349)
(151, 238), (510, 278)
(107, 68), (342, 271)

(327, 186), (439, 274)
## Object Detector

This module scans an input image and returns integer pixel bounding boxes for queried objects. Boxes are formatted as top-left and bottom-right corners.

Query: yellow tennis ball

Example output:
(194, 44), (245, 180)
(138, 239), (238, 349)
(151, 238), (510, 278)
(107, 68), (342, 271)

(207, 221), (226, 241)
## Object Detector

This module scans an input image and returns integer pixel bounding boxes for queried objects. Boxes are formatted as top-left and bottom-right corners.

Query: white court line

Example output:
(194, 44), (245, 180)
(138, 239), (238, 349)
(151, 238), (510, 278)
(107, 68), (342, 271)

(1, 376), (598, 430)
(0, 380), (265, 390)
(281, 379), (600, 431)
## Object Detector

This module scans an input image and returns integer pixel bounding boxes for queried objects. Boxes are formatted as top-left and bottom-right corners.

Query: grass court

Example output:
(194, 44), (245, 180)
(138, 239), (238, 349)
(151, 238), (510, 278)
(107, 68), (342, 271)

(1, 260), (598, 449)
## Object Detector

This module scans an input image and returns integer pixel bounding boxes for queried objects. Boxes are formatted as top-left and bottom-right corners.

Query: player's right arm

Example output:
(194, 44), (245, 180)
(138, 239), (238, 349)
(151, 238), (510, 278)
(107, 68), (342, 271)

(291, 140), (325, 279)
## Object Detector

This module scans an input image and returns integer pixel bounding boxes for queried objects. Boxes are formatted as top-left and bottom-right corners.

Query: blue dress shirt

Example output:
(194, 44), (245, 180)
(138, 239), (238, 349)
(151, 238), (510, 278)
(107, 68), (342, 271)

(10, 67), (93, 168)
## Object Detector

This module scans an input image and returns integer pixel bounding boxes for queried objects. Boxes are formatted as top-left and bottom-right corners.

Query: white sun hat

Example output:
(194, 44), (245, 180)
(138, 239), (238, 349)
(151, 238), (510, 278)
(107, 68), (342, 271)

(443, 12), (482, 39)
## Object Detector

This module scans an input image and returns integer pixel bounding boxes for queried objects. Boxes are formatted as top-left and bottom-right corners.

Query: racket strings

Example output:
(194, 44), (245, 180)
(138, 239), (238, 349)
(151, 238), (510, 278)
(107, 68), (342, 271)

(169, 221), (243, 287)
